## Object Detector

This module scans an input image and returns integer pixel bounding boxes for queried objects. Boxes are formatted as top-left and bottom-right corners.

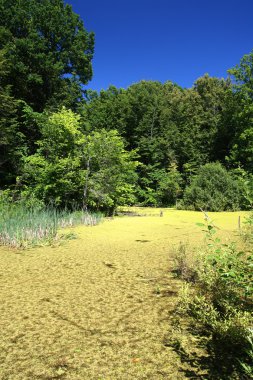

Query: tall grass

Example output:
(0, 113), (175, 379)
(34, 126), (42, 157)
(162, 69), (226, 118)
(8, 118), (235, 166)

(0, 202), (102, 248)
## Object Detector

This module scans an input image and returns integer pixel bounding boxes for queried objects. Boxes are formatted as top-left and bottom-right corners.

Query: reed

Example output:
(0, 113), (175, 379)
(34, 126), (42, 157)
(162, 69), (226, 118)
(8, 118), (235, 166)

(0, 203), (101, 248)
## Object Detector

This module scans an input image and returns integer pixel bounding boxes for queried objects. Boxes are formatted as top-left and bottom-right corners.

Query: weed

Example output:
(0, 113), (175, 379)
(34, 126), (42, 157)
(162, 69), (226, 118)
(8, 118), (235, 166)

(171, 241), (202, 283)
(173, 218), (253, 378)
(0, 198), (102, 248)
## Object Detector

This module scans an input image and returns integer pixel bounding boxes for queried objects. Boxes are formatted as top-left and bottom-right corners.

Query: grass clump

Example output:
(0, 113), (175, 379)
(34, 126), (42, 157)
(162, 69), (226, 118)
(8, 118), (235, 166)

(171, 241), (203, 283)
(0, 195), (102, 248)
(172, 217), (253, 379)
(0, 205), (57, 248)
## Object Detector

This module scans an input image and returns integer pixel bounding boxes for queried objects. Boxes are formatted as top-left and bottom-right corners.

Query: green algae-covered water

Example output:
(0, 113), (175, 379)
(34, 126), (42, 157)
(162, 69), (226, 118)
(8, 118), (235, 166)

(0, 209), (248, 379)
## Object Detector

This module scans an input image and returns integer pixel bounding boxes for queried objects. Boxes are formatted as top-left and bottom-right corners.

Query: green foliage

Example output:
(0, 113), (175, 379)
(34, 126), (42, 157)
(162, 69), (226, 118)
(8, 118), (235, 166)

(0, 49), (26, 185)
(228, 49), (253, 100)
(229, 120), (253, 172)
(227, 50), (253, 172)
(0, 0), (94, 189)
(86, 86), (131, 135)
(0, 3), (252, 216)
(231, 167), (253, 209)
(183, 162), (244, 211)
(174, 220), (253, 378)
(137, 163), (183, 206)
(20, 107), (138, 213)
(23, 155), (84, 207)
(201, 221), (253, 307)
(82, 129), (139, 214)
(239, 335), (253, 378)
(21, 107), (84, 207)
(156, 163), (183, 206)
(85, 76), (238, 207)
(0, 0), (94, 112)
(240, 212), (253, 249)
(37, 106), (83, 158)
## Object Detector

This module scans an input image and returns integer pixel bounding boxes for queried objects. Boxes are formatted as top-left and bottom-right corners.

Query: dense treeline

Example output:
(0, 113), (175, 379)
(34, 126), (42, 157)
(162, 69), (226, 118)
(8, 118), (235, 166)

(1, 0), (253, 213)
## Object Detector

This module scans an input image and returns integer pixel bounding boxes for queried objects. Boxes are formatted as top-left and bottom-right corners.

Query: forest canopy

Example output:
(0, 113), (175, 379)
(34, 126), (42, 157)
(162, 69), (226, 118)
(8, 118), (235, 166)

(1, 0), (253, 213)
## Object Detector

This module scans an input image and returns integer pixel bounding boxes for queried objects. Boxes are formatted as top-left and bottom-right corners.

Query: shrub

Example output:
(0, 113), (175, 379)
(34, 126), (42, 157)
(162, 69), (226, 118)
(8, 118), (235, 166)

(241, 212), (253, 245)
(173, 219), (253, 378)
(183, 162), (244, 211)
(171, 242), (202, 282)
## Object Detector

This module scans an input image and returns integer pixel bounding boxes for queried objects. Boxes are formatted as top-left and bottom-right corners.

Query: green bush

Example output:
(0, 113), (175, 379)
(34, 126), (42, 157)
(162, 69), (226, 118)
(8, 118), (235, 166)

(173, 220), (253, 378)
(241, 212), (253, 245)
(183, 162), (244, 211)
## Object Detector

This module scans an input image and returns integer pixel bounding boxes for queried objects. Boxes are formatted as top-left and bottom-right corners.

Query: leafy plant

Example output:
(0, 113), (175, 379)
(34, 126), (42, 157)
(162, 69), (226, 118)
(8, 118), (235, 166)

(183, 162), (244, 211)
(173, 217), (253, 378)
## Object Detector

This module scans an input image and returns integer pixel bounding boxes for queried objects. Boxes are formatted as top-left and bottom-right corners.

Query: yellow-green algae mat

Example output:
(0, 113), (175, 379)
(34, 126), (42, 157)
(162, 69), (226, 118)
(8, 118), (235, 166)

(0, 209), (247, 379)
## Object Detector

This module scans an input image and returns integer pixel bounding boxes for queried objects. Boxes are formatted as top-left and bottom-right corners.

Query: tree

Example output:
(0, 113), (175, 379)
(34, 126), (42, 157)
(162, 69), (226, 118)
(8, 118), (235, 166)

(0, 0), (94, 112)
(85, 86), (131, 136)
(155, 163), (183, 206)
(21, 110), (138, 212)
(228, 50), (253, 99)
(0, 49), (26, 186)
(125, 81), (164, 149)
(183, 163), (243, 211)
(21, 107), (84, 207)
(85, 78), (237, 206)
(227, 51), (253, 172)
(160, 76), (234, 174)
(193, 74), (235, 163)
(82, 130), (138, 215)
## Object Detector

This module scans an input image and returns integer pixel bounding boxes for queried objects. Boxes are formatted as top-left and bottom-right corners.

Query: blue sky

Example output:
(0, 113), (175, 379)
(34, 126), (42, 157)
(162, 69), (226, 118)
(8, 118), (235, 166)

(67, 0), (253, 92)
